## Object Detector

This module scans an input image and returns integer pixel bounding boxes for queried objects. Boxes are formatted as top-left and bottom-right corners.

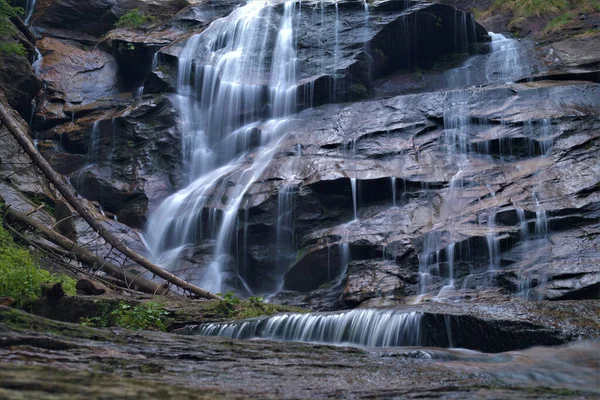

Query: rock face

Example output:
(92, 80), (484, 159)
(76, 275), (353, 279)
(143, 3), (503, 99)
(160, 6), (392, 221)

(154, 0), (488, 103)
(10, 0), (600, 311)
(30, 0), (196, 37)
(0, 17), (41, 118)
(27, 0), (248, 227)
(34, 37), (119, 128)
(267, 81), (600, 307)
(0, 100), (150, 270)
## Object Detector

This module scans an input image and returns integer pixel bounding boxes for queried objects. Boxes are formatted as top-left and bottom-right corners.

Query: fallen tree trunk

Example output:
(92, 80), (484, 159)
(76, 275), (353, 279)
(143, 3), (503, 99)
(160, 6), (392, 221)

(6, 208), (169, 295)
(0, 95), (221, 300)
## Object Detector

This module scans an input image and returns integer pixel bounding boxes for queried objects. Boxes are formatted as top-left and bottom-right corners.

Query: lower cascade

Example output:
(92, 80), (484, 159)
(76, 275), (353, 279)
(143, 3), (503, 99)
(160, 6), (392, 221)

(191, 309), (424, 348)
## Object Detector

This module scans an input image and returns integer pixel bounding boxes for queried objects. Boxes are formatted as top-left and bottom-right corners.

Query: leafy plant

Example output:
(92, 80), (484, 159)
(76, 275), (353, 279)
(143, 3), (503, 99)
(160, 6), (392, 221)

(0, 0), (26, 56)
(116, 9), (155, 29)
(216, 291), (279, 319)
(117, 42), (136, 53)
(0, 219), (76, 307)
(81, 301), (168, 331)
(112, 302), (168, 331)
(0, 42), (26, 56)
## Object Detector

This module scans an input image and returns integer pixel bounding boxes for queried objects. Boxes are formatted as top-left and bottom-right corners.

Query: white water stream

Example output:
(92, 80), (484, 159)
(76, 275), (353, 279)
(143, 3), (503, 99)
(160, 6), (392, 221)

(145, 1), (301, 294)
(417, 31), (550, 300)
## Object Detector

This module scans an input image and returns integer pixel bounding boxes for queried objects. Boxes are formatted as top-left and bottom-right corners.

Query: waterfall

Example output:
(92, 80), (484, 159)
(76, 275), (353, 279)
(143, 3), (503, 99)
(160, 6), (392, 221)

(486, 33), (529, 84)
(390, 177), (397, 208)
(24, 0), (36, 25)
(350, 177), (358, 220)
(145, 1), (300, 294)
(89, 120), (101, 162)
(418, 88), (474, 298)
(192, 309), (424, 348)
(274, 183), (297, 294)
(32, 48), (43, 76)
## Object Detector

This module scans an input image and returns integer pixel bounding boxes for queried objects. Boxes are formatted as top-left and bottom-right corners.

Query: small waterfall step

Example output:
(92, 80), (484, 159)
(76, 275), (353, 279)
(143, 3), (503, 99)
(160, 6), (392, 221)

(191, 309), (424, 347)
(180, 305), (573, 353)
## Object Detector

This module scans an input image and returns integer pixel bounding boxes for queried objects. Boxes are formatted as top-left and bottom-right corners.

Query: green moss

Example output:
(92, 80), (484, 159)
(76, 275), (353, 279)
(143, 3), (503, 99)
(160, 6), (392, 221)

(0, 217), (76, 306)
(349, 82), (368, 99)
(575, 27), (600, 38)
(483, 0), (600, 35)
(491, 0), (570, 18)
(214, 292), (305, 320)
(0, 0), (26, 56)
(544, 13), (574, 32)
(295, 247), (309, 262)
(81, 301), (169, 331)
(116, 9), (155, 29)
(319, 282), (333, 290)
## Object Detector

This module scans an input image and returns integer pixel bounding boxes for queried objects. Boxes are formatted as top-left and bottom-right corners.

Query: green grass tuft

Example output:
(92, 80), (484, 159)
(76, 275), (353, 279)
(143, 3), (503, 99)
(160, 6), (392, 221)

(492, 0), (570, 18)
(0, 220), (76, 307)
(544, 13), (574, 32)
(215, 292), (283, 319)
(80, 301), (169, 331)
(116, 9), (155, 29)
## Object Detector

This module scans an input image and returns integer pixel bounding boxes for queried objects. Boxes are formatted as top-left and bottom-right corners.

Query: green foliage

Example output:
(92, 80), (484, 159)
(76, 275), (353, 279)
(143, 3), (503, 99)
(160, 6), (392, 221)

(0, 41), (26, 56)
(484, 0), (600, 36)
(81, 301), (168, 331)
(545, 13), (574, 32)
(0, 0), (26, 56)
(489, 0), (600, 20)
(28, 194), (55, 216)
(111, 302), (168, 331)
(116, 9), (155, 29)
(216, 291), (279, 319)
(492, 0), (569, 17)
(117, 42), (136, 53)
(0, 220), (76, 307)
(0, 0), (22, 24)
(575, 27), (600, 38)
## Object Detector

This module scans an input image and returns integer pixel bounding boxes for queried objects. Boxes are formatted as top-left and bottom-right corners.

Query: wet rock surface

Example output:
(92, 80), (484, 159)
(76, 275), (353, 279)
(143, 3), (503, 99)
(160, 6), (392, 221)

(0, 18), (41, 118)
(187, 81), (600, 304)
(9, 0), (600, 308)
(33, 37), (120, 129)
(155, 0), (489, 104)
(29, 0), (197, 37)
(1, 306), (599, 399)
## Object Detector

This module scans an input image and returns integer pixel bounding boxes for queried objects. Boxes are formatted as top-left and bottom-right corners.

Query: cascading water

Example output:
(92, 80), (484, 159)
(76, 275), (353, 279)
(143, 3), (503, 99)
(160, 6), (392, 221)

(274, 183), (297, 293)
(350, 177), (358, 220)
(416, 28), (544, 301)
(390, 177), (397, 208)
(88, 120), (101, 162)
(417, 87), (473, 299)
(192, 309), (424, 348)
(24, 0), (36, 25)
(486, 33), (530, 84)
(145, 1), (300, 294)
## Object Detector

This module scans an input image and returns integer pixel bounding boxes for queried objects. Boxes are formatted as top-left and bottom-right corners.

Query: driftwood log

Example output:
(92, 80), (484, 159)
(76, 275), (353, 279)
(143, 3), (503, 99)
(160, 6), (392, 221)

(6, 207), (169, 295)
(0, 95), (220, 300)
